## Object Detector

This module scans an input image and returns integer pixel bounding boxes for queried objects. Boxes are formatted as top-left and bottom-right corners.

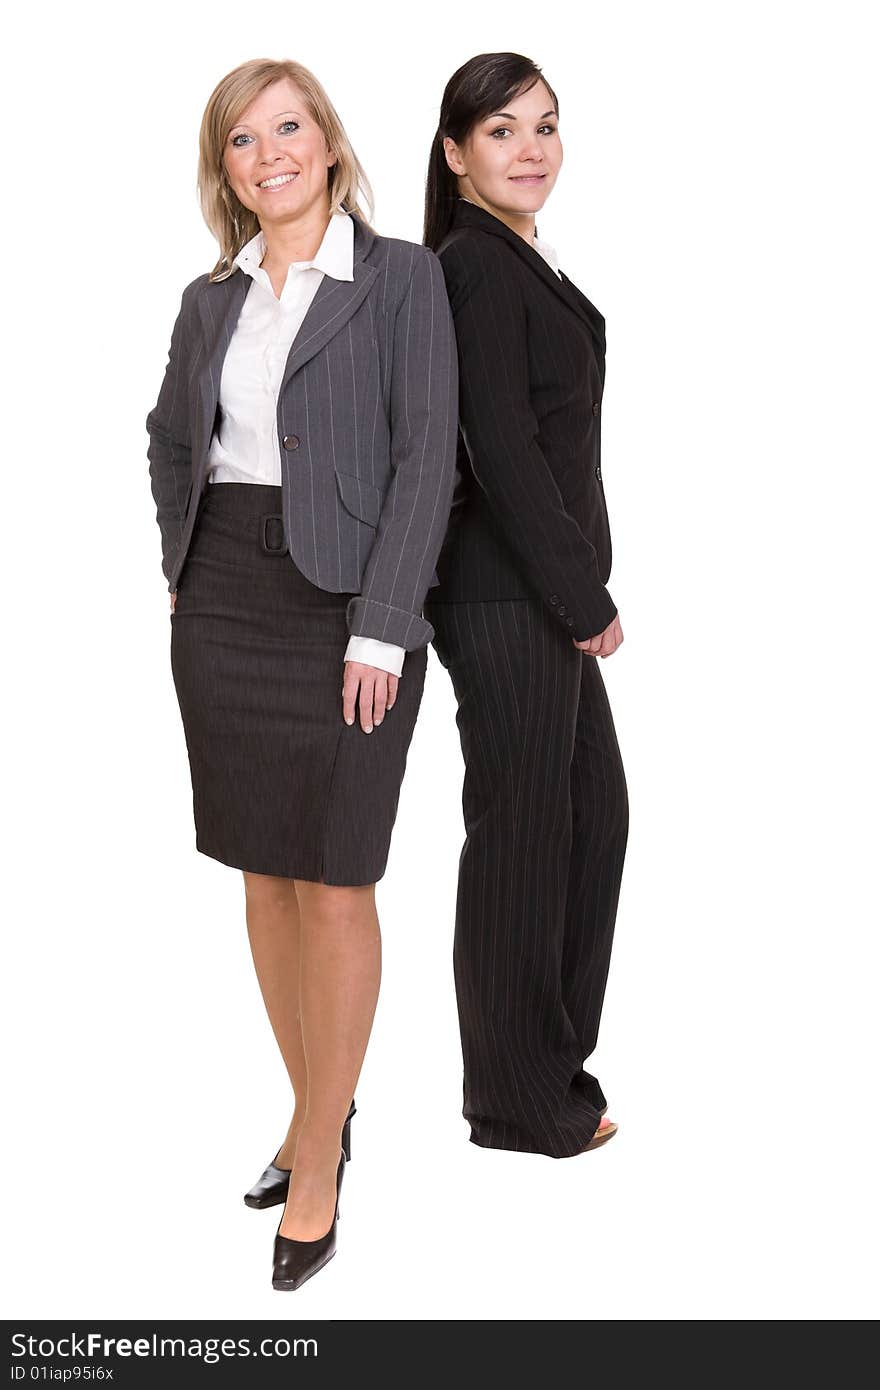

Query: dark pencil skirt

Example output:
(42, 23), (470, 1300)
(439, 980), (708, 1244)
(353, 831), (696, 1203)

(169, 482), (427, 886)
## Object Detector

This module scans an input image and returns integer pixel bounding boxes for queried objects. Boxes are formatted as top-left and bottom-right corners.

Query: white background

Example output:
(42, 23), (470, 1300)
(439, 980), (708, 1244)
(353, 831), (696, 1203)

(3, 0), (877, 1321)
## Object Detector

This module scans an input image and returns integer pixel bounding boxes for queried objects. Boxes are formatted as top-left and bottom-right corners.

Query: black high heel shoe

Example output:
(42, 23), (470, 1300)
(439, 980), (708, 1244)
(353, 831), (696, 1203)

(244, 1099), (355, 1210)
(272, 1151), (345, 1292)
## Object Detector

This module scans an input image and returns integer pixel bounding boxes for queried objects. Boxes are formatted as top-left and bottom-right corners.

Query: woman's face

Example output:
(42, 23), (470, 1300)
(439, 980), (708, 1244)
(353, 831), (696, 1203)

(223, 78), (337, 228)
(445, 79), (562, 221)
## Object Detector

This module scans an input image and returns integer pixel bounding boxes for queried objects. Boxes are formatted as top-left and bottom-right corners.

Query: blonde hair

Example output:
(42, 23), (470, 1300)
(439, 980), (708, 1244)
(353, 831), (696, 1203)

(198, 58), (375, 281)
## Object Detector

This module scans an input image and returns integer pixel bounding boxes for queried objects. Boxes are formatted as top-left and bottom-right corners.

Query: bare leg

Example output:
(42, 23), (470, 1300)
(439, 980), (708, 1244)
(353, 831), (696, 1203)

(243, 872), (308, 1168)
(278, 880), (381, 1241)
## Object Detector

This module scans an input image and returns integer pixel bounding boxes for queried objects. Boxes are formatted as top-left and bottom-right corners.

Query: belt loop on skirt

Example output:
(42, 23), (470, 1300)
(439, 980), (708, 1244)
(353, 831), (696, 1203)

(260, 513), (287, 555)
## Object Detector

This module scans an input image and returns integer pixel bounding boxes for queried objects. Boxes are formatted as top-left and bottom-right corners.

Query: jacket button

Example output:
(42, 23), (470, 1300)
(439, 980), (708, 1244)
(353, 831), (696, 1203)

(282, 434), (300, 450)
(558, 604), (567, 616)
(595, 465), (602, 480)
(592, 401), (600, 416)
(565, 617), (574, 627)
(549, 594), (560, 605)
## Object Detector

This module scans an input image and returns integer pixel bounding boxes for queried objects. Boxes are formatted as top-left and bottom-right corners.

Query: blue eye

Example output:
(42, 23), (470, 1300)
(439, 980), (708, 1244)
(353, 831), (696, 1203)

(230, 119), (299, 147)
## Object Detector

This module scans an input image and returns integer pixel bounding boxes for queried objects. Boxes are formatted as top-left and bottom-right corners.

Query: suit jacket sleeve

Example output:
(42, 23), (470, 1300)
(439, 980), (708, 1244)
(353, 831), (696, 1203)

(439, 236), (618, 640)
(346, 247), (459, 650)
(145, 279), (199, 588)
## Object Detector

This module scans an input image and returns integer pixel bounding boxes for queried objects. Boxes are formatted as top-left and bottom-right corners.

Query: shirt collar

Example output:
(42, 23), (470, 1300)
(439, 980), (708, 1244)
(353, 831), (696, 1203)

(532, 230), (560, 276)
(233, 211), (355, 285)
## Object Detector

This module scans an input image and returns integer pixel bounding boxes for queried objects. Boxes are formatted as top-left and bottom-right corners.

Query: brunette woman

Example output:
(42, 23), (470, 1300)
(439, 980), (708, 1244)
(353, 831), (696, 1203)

(146, 58), (456, 1286)
(423, 53), (628, 1158)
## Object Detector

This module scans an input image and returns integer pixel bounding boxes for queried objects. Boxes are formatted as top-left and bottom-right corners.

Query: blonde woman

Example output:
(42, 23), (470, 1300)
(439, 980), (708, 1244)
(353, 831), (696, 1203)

(145, 58), (457, 1290)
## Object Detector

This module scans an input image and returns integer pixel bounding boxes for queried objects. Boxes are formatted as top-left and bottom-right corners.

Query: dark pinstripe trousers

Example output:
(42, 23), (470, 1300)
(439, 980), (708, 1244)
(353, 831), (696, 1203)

(425, 596), (629, 1157)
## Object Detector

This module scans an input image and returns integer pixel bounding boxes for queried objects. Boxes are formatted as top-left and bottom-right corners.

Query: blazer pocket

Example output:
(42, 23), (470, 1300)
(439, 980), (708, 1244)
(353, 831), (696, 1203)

(334, 469), (383, 529)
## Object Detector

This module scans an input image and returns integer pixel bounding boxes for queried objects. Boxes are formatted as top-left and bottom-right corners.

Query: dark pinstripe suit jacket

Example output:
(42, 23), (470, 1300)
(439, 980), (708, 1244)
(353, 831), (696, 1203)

(431, 199), (618, 641)
(145, 213), (458, 650)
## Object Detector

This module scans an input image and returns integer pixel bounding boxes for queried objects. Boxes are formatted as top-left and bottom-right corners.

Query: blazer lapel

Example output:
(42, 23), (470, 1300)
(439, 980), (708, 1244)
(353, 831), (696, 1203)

(194, 270), (250, 471)
(558, 270), (606, 349)
(277, 249), (378, 398)
(191, 213), (380, 470)
(450, 199), (604, 345)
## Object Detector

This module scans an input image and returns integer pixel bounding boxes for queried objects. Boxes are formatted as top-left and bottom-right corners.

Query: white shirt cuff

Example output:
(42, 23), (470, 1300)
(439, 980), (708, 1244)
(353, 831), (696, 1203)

(344, 636), (406, 677)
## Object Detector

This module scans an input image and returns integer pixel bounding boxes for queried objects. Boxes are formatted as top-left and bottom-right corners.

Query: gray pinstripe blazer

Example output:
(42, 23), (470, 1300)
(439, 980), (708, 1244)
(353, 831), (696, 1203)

(145, 213), (458, 650)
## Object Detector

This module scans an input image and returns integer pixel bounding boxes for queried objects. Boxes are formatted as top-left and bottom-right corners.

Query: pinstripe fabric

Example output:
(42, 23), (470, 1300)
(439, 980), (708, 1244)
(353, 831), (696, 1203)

(172, 484), (427, 884)
(426, 596), (628, 1156)
(146, 213), (458, 651)
(425, 200), (627, 1157)
(433, 199), (618, 641)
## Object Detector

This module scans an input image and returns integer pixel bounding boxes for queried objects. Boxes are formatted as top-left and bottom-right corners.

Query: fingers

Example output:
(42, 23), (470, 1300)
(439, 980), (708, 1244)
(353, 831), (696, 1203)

(573, 615), (624, 657)
(342, 663), (394, 732)
(342, 663), (360, 726)
(601, 615), (623, 656)
(371, 674), (389, 728)
(358, 673), (375, 733)
(170, 590), (177, 614)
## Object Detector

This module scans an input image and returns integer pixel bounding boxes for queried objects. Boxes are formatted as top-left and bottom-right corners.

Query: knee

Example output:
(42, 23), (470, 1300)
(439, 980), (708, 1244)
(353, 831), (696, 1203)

(295, 879), (376, 926)
(615, 779), (630, 846)
(242, 870), (297, 915)
(604, 794), (629, 864)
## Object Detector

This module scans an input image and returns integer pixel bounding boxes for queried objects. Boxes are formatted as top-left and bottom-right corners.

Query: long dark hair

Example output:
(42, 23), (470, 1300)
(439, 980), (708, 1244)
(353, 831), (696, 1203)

(423, 53), (559, 251)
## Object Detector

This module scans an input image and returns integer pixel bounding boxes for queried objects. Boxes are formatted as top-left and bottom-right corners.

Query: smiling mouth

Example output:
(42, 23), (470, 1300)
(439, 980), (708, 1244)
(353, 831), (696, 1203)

(257, 172), (299, 190)
(510, 173), (547, 182)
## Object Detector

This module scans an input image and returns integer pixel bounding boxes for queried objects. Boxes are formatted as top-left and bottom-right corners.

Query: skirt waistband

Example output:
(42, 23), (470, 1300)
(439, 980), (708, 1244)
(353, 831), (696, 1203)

(200, 481), (283, 514)
(195, 482), (286, 553)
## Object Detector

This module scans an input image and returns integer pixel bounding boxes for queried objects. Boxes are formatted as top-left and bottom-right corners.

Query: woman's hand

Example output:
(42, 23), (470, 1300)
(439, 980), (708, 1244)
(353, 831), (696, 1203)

(170, 590), (177, 614)
(573, 612), (623, 657)
(342, 661), (399, 733)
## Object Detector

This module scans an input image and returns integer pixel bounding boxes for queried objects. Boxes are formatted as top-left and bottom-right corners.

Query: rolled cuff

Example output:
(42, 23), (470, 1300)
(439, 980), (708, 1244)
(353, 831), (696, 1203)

(346, 596), (434, 650)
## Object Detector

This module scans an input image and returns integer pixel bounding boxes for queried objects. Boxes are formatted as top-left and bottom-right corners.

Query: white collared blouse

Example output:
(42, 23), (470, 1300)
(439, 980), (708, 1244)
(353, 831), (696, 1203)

(205, 212), (405, 676)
